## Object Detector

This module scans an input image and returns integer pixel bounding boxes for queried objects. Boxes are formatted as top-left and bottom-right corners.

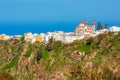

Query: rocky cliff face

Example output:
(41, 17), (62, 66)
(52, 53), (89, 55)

(0, 32), (120, 80)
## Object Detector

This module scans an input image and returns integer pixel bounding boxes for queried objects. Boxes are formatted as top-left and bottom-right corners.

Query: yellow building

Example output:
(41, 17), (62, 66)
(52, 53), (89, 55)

(36, 35), (43, 42)
(0, 34), (5, 40)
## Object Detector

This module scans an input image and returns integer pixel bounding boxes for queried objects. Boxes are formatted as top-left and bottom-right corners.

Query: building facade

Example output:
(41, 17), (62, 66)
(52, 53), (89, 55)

(109, 26), (120, 32)
(74, 20), (93, 37)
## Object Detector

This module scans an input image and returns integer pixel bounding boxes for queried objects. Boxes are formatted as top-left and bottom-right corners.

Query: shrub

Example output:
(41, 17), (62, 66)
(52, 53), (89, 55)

(11, 46), (18, 52)
(20, 36), (25, 43)
(36, 52), (42, 62)
(3, 56), (19, 70)
(42, 50), (49, 60)
(24, 49), (32, 57)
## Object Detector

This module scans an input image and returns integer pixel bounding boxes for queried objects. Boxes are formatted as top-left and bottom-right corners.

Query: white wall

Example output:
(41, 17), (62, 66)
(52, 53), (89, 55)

(110, 26), (120, 32)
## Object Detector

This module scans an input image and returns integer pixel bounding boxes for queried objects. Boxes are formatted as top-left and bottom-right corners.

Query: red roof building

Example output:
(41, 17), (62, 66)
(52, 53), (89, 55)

(74, 23), (93, 37)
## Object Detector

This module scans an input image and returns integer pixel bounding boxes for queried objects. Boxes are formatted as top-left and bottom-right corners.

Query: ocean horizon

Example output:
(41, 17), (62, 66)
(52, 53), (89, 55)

(0, 21), (120, 35)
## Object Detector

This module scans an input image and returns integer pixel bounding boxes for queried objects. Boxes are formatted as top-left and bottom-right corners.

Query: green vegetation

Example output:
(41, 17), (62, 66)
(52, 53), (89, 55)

(104, 24), (108, 29)
(0, 32), (120, 80)
(2, 56), (19, 70)
(24, 49), (32, 57)
(11, 46), (18, 52)
(42, 50), (49, 60)
(97, 22), (103, 30)
(20, 36), (25, 43)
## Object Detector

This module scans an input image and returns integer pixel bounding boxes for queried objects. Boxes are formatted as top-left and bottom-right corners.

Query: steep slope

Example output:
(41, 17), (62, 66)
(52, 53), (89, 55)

(0, 32), (120, 80)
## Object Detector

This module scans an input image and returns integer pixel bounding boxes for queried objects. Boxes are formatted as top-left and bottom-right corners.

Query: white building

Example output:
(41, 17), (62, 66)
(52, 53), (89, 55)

(91, 29), (109, 37)
(39, 33), (50, 44)
(42, 31), (65, 43)
(14, 35), (22, 40)
(53, 35), (64, 42)
(39, 31), (84, 43)
(63, 35), (84, 43)
(0, 34), (11, 40)
(109, 26), (120, 32)
(74, 23), (93, 37)
(44, 35), (50, 44)
(24, 32), (36, 43)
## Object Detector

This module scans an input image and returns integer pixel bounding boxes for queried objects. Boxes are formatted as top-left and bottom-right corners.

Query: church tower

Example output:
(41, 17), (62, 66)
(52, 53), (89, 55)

(92, 20), (95, 32)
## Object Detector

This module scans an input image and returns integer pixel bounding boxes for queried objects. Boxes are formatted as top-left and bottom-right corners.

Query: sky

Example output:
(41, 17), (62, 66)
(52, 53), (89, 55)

(0, 0), (120, 22)
(0, 0), (120, 35)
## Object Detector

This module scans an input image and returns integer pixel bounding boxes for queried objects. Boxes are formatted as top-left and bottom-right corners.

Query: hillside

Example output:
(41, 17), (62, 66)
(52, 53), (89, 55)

(0, 32), (120, 80)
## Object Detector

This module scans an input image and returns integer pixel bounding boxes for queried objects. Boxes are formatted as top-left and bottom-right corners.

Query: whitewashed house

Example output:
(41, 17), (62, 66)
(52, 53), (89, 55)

(44, 34), (50, 44)
(52, 31), (65, 42)
(40, 33), (46, 41)
(24, 32), (36, 43)
(14, 35), (22, 40)
(53, 34), (64, 42)
(63, 35), (84, 43)
(109, 26), (120, 32)
(0, 34), (11, 40)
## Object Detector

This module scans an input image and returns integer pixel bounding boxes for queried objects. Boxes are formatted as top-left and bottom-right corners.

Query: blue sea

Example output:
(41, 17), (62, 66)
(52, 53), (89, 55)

(0, 21), (119, 35)
(0, 22), (78, 35)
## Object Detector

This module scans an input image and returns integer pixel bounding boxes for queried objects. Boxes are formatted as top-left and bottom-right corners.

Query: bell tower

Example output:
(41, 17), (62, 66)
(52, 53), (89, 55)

(92, 20), (95, 32)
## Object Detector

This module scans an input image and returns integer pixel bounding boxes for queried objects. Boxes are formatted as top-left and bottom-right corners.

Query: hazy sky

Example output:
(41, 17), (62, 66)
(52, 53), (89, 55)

(0, 0), (120, 22)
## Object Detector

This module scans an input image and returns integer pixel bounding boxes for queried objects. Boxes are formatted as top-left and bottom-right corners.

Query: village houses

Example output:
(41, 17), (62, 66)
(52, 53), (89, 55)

(0, 34), (11, 40)
(23, 21), (120, 43)
(1, 20), (120, 43)
(109, 26), (120, 32)
(24, 32), (43, 43)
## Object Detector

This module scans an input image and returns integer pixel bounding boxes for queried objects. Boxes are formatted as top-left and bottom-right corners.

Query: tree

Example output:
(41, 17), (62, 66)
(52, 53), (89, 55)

(86, 37), (93, 45)
(97, 22), (102, 30)
(36, 51), (42, 62)
(104, 24), (108, 29)
(49, 36), (54, 44)
(20, 36), (25, 43)
(45, 37), (55, 51)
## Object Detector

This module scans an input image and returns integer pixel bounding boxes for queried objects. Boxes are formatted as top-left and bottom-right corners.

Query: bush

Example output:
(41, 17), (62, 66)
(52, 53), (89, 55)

(17, 45), (23, 53)
(3, 56), (19, 70)
(79, 45), (90, 54)
(42, 50), (49, 60)
(36, 52), (42, 62)
(11, 46), (16, 52)
(20, 36), (25, 43)
(24, 49), (32, 57)
(86, 37), (93, 45)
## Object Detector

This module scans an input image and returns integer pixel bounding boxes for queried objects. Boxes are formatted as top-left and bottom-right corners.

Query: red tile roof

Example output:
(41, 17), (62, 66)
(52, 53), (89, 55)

(77, 26), (84, 30)
(87, 27), (92, 31)
(76, 26), (93, 31)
